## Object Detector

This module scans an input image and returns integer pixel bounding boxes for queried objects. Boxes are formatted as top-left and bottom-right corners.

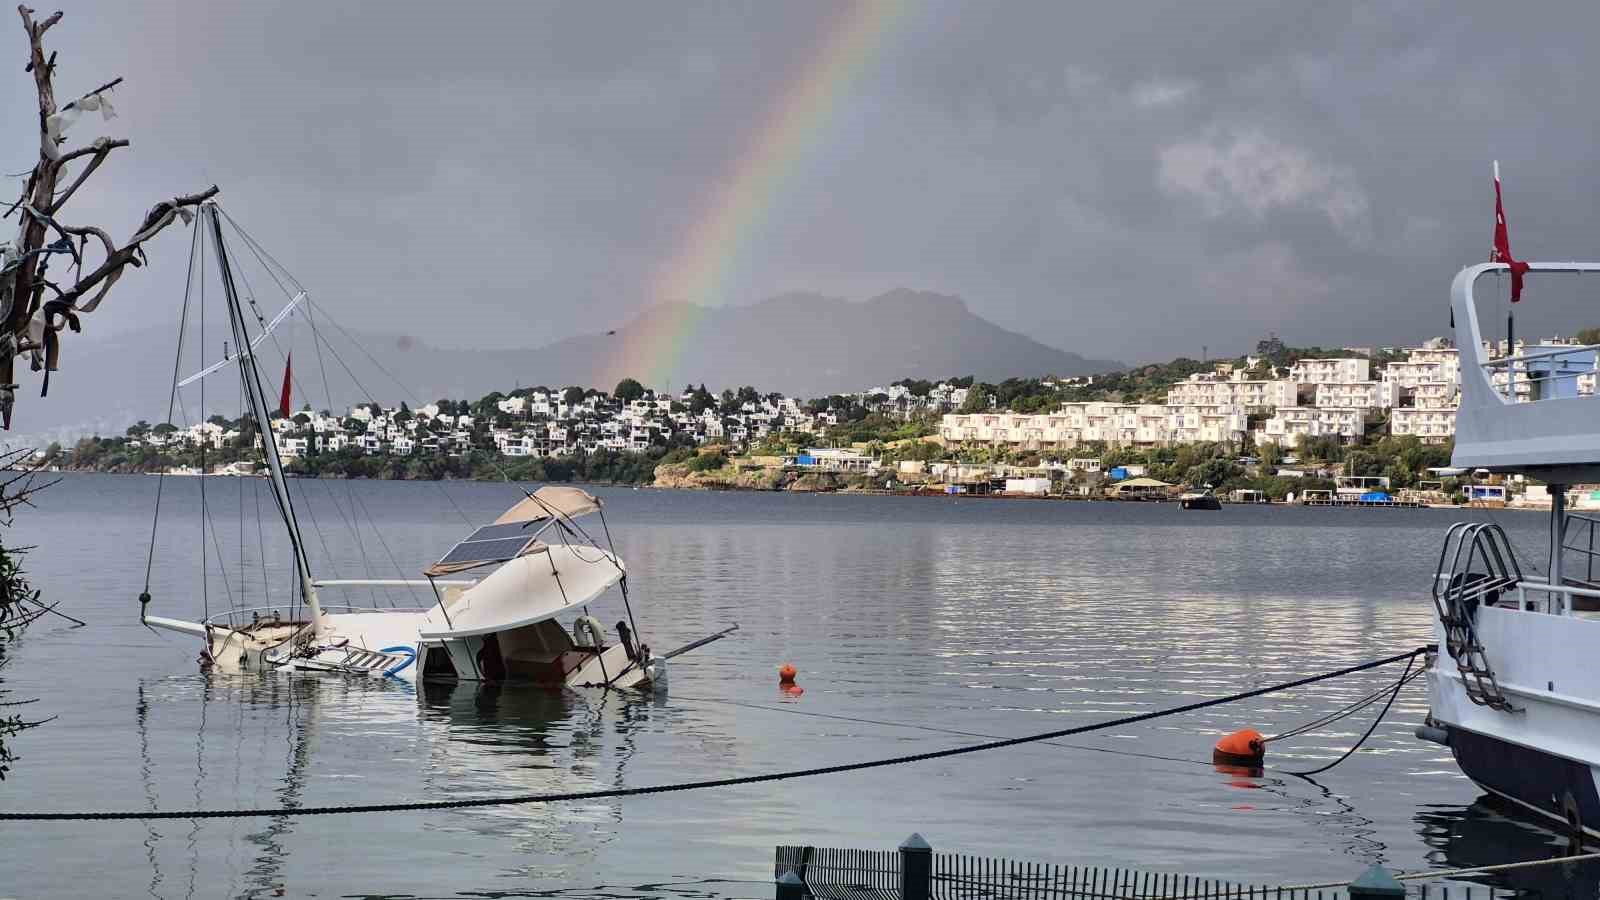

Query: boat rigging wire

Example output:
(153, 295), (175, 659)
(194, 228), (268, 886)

(219, 208), (477, 528)
(0, 647), (1427, 822)
(142, 223), (201, 600)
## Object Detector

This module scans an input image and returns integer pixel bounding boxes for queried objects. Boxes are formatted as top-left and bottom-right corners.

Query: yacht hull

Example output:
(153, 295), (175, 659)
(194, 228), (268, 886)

(165, 608), (658, 690)
(1443, 723), (1600, 839)
(1428, 606), (1600, 839)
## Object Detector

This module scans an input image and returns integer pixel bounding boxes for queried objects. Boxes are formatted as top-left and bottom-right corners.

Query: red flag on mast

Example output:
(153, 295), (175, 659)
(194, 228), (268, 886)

(1491, 160), (1530, 302)
(278, 353), (292, 418)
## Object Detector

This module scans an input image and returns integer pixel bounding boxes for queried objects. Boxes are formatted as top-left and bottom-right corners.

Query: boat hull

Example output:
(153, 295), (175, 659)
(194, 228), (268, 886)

(1442, 723), (1600, 840)
(1427, 605), (1600, 839)
(179, 609), (657, 690)
(1180, 496), (1221, 510)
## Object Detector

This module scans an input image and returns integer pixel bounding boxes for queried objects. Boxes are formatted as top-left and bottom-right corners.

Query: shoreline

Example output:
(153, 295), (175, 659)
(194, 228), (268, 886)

(26, 466), (1564, 511)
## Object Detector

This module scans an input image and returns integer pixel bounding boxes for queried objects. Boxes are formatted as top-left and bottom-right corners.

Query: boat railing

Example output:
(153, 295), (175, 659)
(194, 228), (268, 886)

(1511, 580), (1600, 616)
(1479, 341), (1600, 402)
(313, 579), (478, 589)
(202, 603), (431, 629)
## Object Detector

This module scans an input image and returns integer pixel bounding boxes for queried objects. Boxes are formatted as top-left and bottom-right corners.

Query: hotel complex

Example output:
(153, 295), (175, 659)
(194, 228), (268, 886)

(941, 338), (1597, 450)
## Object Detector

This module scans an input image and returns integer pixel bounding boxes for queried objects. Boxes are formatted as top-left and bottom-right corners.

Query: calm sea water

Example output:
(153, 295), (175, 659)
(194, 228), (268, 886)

(0, 474), (1589, 898)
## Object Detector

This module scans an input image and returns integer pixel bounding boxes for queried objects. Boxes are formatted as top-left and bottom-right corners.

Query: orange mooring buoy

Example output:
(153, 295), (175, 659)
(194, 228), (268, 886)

(778, 663), (803, 695)
(1213, 728), (1265, 766)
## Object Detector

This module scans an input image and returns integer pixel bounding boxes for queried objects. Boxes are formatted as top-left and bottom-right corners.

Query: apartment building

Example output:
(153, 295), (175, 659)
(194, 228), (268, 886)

(1390, 407), (1457, 444)
(1289, 358), (1369, 384)
(1166, 373), (1295, 409)
(1315, 381), (1399, 409)
(1255, 406), (1364, 448)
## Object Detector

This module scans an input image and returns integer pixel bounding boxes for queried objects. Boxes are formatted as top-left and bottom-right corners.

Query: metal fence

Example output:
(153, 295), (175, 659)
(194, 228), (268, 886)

(775, 838), (1519, 900)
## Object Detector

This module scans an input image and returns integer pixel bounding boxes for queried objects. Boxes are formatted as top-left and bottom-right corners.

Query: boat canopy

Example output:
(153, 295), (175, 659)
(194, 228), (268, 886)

(424, 487), (604, 577)
(494, 485), (602, 524)
(419, 543), (625, 639)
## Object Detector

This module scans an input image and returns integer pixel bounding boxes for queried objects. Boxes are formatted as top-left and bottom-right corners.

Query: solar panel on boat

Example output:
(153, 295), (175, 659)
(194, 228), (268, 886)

(432, 536), (536, 567)
(460, 521), (537, 543)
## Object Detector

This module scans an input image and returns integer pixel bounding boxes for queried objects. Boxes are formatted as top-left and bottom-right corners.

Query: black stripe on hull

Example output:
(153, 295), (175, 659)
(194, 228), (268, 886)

(1449, 726), (1600, 837)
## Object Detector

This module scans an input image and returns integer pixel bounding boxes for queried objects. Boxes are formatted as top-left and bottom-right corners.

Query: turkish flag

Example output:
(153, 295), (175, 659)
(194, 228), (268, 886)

(1492, 168), (1530, 302)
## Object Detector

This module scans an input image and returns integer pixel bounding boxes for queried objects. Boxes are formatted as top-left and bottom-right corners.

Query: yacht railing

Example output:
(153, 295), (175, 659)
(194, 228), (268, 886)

(1512, 580), (1600, 616)
(202, 604), (431, 629)
(313, 579), (477, 588)
(1478, 342), (1599, 403)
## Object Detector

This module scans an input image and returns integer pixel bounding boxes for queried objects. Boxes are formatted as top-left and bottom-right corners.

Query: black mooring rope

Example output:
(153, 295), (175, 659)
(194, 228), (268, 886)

(0, 647), (1428, 822)
(1283, 653), (1419, 778)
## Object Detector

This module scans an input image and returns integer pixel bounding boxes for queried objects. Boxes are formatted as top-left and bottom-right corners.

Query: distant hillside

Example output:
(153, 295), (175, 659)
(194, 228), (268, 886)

(0, 289), (1121, 445)
(572, 289), (1122, 395)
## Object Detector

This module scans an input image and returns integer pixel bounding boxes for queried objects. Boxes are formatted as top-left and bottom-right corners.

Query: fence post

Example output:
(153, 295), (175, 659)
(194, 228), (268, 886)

(776, 870), (806, 900)
(901, 833), (933, 900)
(1348, 865), (1404, 900)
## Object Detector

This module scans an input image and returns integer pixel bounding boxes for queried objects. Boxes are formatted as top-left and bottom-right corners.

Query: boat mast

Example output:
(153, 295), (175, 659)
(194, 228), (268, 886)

(203, 203), (322, 635)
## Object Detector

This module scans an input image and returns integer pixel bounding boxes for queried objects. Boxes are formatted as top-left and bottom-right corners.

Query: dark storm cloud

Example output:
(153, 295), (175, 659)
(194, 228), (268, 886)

(6, 0), (1599, 382)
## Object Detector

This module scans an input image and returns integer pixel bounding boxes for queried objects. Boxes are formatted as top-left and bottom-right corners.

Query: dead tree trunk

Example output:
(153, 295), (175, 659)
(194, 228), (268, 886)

(0, 6), (218, 429)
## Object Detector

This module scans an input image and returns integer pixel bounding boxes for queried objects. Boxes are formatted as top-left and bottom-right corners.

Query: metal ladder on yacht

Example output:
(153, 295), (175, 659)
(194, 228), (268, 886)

(1433, 522), (1522, 713)
(308, 644), (403, 675)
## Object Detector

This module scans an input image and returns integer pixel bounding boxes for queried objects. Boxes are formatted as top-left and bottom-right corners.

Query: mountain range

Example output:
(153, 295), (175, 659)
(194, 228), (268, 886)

(2, 289), (1122, 446)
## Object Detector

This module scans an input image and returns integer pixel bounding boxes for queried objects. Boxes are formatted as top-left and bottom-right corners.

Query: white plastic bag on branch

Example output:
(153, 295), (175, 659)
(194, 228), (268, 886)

(43, 90), (116, 151)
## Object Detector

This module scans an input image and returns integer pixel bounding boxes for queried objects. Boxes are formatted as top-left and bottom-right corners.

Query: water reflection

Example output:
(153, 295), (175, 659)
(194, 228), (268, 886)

(131, 674), (674, 899)
(1212, 765), (1388, 869)
(1417, 796), (1600, 898)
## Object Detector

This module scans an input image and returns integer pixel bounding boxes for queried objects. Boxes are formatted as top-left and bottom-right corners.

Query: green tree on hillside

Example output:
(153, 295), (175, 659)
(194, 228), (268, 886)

(613, 378), (645, 402)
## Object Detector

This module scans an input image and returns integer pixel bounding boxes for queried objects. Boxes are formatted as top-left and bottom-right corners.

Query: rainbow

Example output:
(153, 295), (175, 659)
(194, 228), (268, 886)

(603, 0), (909, 391)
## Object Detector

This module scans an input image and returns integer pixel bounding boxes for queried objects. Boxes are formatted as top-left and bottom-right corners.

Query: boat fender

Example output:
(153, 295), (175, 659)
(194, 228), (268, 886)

(1212, 728), (1265, 766)
(573, 615), (607, 650)
(1414, 724), (1450, 747)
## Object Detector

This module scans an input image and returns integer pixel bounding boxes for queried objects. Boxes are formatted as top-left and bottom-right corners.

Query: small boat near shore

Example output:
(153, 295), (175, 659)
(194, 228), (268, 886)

(1179, 486), (1221, 510)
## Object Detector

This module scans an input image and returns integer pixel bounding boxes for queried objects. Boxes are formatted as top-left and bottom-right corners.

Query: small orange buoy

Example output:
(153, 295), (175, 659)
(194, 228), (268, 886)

(778, 663), (798, 685)
(1213, 728), (1265, 766)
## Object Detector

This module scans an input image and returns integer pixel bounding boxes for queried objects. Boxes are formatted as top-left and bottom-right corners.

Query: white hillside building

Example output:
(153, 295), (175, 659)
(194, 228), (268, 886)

(1289, 357), (1369, 384)
(1255, 406), (1364, 448)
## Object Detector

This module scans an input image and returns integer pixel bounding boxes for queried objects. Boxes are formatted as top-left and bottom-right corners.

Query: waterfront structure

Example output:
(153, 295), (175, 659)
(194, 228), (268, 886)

(790, 448), (879, 471)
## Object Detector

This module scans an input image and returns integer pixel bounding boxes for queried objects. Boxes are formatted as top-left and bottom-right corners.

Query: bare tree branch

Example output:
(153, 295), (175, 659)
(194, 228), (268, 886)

(0, 9), (218, 428)
(50, 135), (126, 169)
(47, 137), (124, 213)
(50, 185), (216, 317)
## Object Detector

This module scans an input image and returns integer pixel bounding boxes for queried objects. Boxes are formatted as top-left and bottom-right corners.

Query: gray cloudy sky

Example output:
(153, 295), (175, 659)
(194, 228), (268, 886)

(8, 0), (1600, 371)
